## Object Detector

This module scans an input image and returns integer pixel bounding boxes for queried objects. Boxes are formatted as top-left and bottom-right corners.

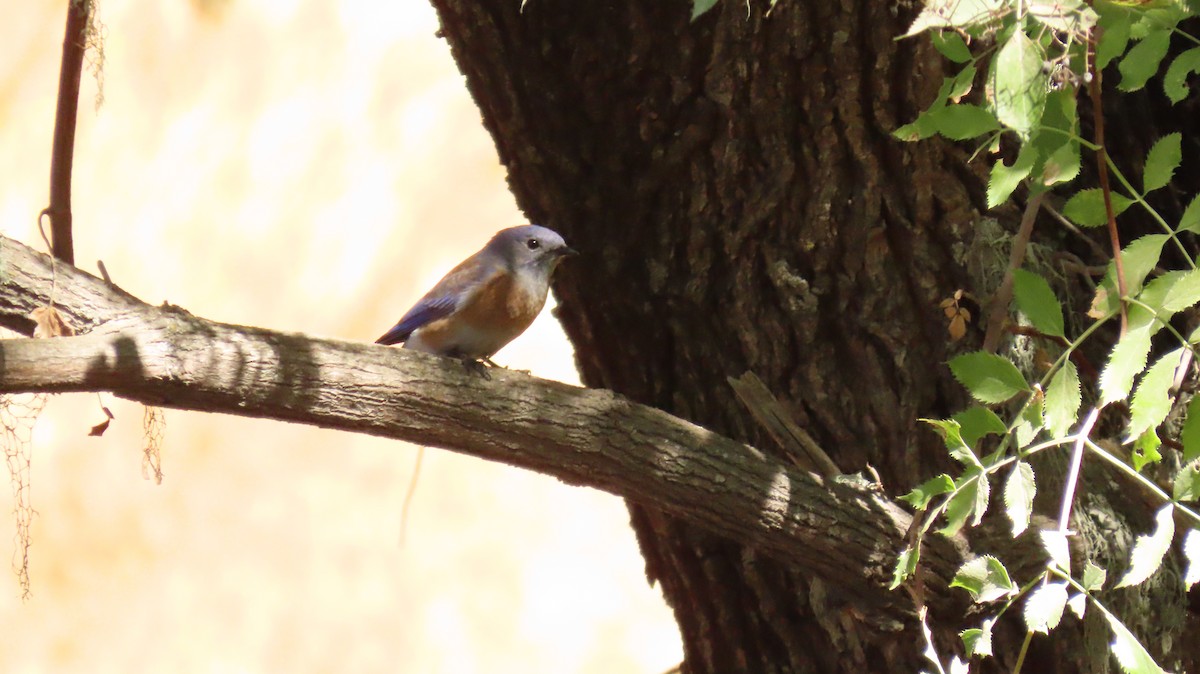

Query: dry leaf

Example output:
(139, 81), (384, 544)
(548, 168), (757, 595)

(1087, 287), (1109, 319)
(88, 405), (115, 437)
(29, 306), (75, 338)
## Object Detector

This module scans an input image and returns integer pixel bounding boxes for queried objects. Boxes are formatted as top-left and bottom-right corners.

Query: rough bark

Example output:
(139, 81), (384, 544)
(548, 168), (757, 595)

(0, 233), (969, 625)
(428, 1), (1196, 672)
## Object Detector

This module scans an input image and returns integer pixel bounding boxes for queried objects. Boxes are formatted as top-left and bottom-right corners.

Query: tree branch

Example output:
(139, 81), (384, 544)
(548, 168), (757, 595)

(41, 0), (91, 265)
(0, 233), (965, 622)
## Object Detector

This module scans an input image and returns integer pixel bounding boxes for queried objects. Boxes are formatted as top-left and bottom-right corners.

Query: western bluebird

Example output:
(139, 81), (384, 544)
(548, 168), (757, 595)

(375, 225), (576, 367)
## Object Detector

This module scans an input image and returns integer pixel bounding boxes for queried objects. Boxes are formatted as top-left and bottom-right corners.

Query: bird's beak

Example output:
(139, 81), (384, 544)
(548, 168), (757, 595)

(558, 246), (579, 258)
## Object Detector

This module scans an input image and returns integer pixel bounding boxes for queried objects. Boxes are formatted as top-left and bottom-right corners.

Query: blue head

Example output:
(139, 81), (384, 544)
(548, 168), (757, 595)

(485, 225), (577, 273)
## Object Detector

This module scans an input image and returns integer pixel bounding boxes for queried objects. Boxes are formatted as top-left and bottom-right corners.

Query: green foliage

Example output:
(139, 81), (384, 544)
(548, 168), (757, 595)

(949, 351), (1031, 403)
(896, 0), (1200, 669)
(691, 0), (718, 20)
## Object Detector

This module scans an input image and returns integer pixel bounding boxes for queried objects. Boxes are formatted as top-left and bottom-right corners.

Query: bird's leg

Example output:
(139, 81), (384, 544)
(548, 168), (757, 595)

(459, 357), (492, 379)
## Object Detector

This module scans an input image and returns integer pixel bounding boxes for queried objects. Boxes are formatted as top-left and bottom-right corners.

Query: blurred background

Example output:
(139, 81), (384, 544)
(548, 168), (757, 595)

(0, 1), (682, 672)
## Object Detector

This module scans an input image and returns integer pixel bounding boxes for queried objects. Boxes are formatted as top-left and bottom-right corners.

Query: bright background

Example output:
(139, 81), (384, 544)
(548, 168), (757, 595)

(0, 1), (682, 672)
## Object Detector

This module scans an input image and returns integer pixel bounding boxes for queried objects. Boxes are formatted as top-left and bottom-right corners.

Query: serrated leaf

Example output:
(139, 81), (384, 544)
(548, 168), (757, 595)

(923, 418), (979, 465)
(991, 31), (1047, 137)
(1182, 395), (1200, 463)
(1119, 234), (1171, 297)
(1030, 0), (1097, 33)
(1067, 593), (1088, 619)
(940, 478), (979, 536)
(1012, 268), (1065, 337)
(950, 351), (1031, 403)
(901, 474), (957, 509)
(953, 406), (1008, 446)
(691, 0), (718, 20)
(961, 619), (995, 657)
(1116, 504), (1175, 588)
(948, 64), (978, 103)
(1143, 133), (1182, 192)
(891, 545), (919, 589)
(1126, 348), (1183, 442)
(1014, 396), (1044, 449)
(1119, 29), (1172, 92)
(1024, 582), (1069, 633)
(1096, 13), (1131, 70)
(1129, 271), (1187, 334)
(1045, 361), (1082, 439)
(1042, 140), (1081, 186)
(972, 465), (991, 526)
(1164, 47), (1200, 104)
(1040, 529), (1071, 571)
(1104, 607), (1169, 674)
(1161, 268), (1200, 312)
(1131, 428), (1162, 472)
(928, 104), (1001, 140)
(1184, 529), (1200, 589)
(907, 0), (1004, 35)
(932, 31), (974, 63)
(1005, 462), (1037, 536)
(1180, 194), (1200, 234)
(1100, 326), (1153, 405)
(1082, 560), (1107, 592)
(951, 555), (1016, 602)
(1173, 463), (1200, 502)
(988, 145), (1037, 207)
(1063, 188), (1134, 227)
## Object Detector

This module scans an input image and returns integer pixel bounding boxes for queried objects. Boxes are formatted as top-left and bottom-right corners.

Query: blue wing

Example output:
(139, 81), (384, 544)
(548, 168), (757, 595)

(375, 294), (458, 345)
(375, 254), (500, 346)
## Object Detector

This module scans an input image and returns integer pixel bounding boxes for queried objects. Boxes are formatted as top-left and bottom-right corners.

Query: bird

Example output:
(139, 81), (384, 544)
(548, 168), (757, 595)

(375, 225), (576, 369)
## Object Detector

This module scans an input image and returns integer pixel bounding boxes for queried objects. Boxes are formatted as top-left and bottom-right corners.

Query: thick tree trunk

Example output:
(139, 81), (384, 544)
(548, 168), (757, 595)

(430, 1), (1196, 672)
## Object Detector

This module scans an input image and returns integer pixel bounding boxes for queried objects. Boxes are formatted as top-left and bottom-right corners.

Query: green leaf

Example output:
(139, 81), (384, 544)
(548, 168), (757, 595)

(990, 31), (1047, 137)
(1041, 140), (1081, 186)
(951, 555), (1016, 602)
(1126, 348), (1182, 442)
(1062, 188), (1134, 227)
(1164, 47), (1200, 104)
(1023, 582), (1069, 634)
(1179, 194), (1200, 234)
(903, 0), (1004, 36)
(949, 351), (1032, 403)
(1030, 0), (1097, 33)
(1129, 270), (1186, 333)
(1118, 29), (1172, 92)
(1182, 395), (1200, 463)
(988, 145), (1037, 207)
(927, 104), (1001, 140)
(891, 545), (919, 589)
(1131, 429), (1162, 472)
(901, 473), (957, 509)
(940, 476), (980, 536)
(953, 406), (1007, 446)
(1082, 560), (1107, 592)
(1096, 11), (1132, 69)
(948, 64), (978, 103)
(1004, 461), (1036, 536)
(1012, 268), (1065, 337)
(931, 31), (974, 63)
(1116, 504), (1174, 588)
(1119, 234), (1171, 297)
(1014, 398), (1044, 449)
(1040, 529), (1071, 571)
(1174, 463), (1200, 502)
(961, 619), (995, 657)
(1142, 133), (1182, 192)
(1162, 268), (1200, 312)
(1100, 326), (1153, 406)
(691, 0), (718, 20)
(1104, 606), (1169, 674)
(1184, 529), (1200, 589)
(1067, 593), (1087, 619)
(923, 418), (978, 465)
(972, 465), (991, 526)
(1045, 361), (1082, 439)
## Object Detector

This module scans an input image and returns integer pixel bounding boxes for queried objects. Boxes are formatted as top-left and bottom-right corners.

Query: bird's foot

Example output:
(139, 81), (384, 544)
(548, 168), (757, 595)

(460, 357), (492, 379)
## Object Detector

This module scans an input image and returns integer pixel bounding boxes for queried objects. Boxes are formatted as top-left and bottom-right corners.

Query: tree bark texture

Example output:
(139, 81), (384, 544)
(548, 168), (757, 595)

(429, 1), (1197, 672)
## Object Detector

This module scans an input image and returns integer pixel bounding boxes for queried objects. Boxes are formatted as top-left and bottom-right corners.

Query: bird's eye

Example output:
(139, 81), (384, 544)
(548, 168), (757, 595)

(526, 238), (541, 250)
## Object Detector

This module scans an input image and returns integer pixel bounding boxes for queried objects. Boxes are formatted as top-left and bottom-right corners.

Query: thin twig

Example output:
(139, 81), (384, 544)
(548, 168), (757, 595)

(1086, 29), (1127, 335)
(43, 0), (91, 265)
(1041, 202), (1109, 261)
(984, 192), (1046, 353)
